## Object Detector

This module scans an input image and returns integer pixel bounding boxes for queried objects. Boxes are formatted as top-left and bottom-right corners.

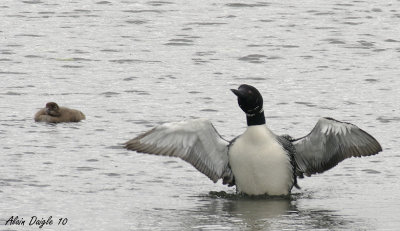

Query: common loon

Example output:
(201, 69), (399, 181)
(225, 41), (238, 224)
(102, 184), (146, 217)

(125, 84), (382, 196)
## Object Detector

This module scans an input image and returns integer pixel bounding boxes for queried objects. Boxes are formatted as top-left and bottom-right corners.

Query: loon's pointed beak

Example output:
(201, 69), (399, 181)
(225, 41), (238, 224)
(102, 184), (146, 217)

(231, 88), (246, 99)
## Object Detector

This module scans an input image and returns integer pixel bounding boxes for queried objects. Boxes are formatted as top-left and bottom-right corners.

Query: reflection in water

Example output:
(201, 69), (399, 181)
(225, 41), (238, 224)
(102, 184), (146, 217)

(224, 198), (290, 230)
(177, 192), (355, 230)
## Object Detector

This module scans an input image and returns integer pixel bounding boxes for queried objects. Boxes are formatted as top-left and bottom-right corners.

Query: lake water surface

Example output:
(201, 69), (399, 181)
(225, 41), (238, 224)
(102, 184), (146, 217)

(1, 0), (399, 230)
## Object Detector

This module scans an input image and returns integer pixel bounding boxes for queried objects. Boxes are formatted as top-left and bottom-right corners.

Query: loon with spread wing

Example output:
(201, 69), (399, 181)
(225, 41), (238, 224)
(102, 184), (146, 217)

(125, 84), (382, 196)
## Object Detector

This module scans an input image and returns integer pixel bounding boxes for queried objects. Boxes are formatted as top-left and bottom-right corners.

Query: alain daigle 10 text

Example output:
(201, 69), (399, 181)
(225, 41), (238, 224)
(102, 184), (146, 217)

(4, 216), (68, 228)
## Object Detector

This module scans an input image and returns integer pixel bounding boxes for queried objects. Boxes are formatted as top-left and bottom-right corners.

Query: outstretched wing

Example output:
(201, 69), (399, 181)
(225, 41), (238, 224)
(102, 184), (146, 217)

(125, 119), (232, 183)
(293, 117), (382, 177)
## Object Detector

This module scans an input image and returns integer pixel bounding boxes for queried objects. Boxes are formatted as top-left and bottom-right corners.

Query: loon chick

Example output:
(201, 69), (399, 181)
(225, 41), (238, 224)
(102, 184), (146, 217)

(34, 102), (86, 123)
(125, 84), (382, 196)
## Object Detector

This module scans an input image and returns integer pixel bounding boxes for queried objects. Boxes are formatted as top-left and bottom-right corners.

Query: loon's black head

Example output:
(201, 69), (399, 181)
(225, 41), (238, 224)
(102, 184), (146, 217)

(231, 84), (264, 116)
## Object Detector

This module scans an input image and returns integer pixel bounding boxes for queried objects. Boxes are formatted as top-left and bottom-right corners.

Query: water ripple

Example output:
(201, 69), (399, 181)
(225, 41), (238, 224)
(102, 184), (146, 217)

(376, 116), (400, 123)
(126, 20), (148, 25)
(96, 1), (111, 4)
(238, 54), (267, 63)
(362, 169), (381, 174)
(22, 1), (43, 4)
(76, 167), (98, 172)
(147, 1), (174, 6)
(226, 3), (270, 7)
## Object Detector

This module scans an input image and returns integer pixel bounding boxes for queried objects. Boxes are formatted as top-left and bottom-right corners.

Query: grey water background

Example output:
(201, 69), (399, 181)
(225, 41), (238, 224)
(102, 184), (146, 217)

(1, 0), (399, 230)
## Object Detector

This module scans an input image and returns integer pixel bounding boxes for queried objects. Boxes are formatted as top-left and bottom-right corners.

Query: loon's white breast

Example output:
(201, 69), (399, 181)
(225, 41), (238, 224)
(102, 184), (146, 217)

(229, 125), (294, 196)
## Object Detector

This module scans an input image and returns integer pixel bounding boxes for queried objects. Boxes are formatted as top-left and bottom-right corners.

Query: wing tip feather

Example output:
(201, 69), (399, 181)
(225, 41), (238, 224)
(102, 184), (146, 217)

(295, 117), (383, 177)
(123, 119), (231, 184)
